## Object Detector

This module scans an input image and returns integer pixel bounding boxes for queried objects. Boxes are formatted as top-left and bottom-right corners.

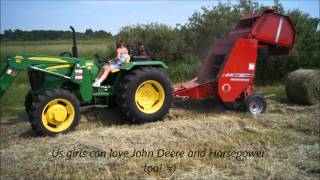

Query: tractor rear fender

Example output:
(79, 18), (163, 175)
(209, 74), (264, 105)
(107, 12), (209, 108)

(121, 61), (168, 70)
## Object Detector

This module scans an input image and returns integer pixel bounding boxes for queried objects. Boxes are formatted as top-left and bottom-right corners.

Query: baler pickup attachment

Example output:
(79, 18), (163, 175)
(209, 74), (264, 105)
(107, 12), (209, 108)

(174, 9), (296, 102)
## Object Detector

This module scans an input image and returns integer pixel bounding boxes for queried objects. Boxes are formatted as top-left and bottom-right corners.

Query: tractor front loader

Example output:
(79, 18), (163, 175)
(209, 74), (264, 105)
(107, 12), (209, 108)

(174, 9), (296, 113)
(0, 26), (172, 136)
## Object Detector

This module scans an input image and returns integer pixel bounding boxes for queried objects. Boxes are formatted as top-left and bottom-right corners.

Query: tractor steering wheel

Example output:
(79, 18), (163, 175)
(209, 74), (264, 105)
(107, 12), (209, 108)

(59, 51), (73, 57)
(94, 53), (108, 65)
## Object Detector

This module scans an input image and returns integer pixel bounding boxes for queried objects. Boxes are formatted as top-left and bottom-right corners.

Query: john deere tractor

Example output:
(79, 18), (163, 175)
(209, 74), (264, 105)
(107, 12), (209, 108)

(0, 26), (172, 136)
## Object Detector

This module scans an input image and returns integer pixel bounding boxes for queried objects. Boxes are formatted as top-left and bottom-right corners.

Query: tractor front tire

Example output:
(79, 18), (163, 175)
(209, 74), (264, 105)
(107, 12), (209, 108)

(117, 67), (172, 123)
(29, 89), (80, 136)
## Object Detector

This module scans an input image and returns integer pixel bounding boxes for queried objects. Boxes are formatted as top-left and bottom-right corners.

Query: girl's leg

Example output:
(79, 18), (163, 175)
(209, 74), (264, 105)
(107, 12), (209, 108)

(99, 66), (114, 81)
(96, 66), (109, 79)
(96, 71), (104, 79)
(93, 66), (116, 87)
(95, 66), (109, 81)
(93, 67), (109, 87)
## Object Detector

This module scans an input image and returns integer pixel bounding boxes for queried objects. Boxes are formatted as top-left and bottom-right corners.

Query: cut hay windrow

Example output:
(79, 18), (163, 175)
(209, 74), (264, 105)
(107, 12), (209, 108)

(285, 69), (320, 105)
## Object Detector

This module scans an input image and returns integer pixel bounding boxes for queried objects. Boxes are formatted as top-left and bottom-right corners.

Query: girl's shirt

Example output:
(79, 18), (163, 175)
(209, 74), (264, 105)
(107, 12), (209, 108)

(115, 47), (129, 63)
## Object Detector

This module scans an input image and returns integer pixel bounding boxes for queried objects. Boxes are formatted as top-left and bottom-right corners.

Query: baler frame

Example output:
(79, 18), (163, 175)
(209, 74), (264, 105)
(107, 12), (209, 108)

(174, 9), (296, 113)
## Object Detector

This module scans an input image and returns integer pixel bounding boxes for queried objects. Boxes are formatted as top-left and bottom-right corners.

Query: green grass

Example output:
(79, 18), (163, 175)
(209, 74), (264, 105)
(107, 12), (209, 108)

(255, 85), (287, 102)
(0, 74), (30, 117)
(1, 39), (114, 63)
(166, 59), (202, 84)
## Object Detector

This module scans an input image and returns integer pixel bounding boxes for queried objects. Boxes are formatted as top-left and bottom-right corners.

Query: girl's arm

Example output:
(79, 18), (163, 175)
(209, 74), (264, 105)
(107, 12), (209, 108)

(112, 49), (120, 61)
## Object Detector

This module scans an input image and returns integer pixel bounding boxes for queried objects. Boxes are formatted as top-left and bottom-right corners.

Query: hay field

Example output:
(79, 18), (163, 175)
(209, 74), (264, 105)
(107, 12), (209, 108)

(0, 98), (319, 179)
(0, 41), (319, 179)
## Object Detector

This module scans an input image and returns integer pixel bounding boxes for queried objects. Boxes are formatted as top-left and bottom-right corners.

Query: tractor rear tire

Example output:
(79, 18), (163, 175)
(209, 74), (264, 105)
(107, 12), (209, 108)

(29, 89), (80, 136)
(117, 67), (172, 123)
(245, 93), (267, 114)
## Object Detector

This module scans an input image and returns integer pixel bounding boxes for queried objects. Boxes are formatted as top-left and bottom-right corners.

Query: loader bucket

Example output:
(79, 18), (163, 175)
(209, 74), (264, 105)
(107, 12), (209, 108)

(174, 9), (296, 100)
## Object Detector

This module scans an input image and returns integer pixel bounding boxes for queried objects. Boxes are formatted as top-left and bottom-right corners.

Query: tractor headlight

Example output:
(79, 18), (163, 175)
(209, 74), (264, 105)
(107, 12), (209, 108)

(6, 68), (17, 76)
(6, 68), (12, 75)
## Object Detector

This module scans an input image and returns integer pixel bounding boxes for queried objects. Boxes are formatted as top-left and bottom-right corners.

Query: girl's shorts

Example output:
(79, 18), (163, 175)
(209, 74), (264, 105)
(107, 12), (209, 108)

(104, 61), (123, 69)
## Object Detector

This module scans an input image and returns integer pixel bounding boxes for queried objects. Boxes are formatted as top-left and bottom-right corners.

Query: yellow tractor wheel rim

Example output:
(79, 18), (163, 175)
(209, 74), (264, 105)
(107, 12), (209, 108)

(41, 98), (75, 132)
(135, 80), (165, 114)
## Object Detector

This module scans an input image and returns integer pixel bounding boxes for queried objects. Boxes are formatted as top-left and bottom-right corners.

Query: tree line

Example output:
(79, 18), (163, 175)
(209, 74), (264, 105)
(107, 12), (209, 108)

(0, 29), (112, 41)
(117, 0), (319, 84)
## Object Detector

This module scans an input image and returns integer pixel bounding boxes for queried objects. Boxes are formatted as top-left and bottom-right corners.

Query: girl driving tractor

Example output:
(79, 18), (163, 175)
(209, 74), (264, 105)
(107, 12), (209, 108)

(92, 40), (129, 87)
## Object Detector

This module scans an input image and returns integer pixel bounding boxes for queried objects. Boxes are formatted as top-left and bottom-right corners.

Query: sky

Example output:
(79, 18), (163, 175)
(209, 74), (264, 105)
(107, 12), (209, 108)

(1, 0), (319, 35)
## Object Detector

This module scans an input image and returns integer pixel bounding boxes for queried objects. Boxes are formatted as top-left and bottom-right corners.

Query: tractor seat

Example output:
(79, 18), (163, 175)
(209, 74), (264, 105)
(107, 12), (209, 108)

(111, 55), (130, 73)
(111, 69), (120, 73)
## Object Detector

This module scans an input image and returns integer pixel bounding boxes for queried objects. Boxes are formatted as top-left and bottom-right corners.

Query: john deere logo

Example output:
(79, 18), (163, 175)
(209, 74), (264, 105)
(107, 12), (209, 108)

(15, 55), (23, 63)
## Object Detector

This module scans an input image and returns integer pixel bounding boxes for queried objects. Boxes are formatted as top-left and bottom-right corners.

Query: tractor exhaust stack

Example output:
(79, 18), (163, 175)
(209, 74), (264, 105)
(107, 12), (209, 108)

(70, 26), (78, 58)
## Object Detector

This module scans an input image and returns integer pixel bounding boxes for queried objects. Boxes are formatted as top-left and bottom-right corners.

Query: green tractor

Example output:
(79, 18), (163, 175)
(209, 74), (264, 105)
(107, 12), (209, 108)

(0, 26), (172, 136)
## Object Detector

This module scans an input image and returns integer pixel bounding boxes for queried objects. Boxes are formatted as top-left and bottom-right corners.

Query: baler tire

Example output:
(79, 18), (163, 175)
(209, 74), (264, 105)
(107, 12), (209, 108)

(245, 93), (267, 114)
(29, 89), (80, 136)
(116, 67), (172, 123)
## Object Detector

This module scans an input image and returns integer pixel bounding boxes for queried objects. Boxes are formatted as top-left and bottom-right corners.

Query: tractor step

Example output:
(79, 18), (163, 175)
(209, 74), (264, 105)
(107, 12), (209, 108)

(100, 85), (111, 89)
(94, 104), (108, 108)
(93, 92), (110, 96)
(93, 95), (109, 107)
(80, 104), (108, 112)
(93, 85), (112, 96)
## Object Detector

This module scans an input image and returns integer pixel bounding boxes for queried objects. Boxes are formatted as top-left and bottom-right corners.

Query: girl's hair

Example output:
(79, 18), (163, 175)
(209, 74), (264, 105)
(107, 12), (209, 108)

(116, 39), (124, 48)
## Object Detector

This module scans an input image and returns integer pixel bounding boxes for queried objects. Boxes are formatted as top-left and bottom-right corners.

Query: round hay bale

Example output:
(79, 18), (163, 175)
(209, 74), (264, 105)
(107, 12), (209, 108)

(285, 69), (320, 105)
